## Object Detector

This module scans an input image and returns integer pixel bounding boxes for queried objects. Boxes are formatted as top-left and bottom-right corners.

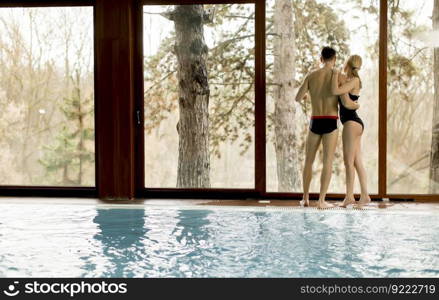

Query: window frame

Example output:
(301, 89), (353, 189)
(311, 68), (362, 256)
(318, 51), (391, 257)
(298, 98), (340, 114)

(137, 0), (261, 199)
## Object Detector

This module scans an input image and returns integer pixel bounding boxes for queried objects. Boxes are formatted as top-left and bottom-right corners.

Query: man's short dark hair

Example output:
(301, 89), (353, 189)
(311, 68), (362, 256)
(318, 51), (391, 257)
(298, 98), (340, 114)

(321, 46), (336, 61)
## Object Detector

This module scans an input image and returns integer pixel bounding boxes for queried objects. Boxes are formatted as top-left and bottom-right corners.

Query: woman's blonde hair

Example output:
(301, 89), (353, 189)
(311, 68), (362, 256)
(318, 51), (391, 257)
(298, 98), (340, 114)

(346, 55), (362, 89)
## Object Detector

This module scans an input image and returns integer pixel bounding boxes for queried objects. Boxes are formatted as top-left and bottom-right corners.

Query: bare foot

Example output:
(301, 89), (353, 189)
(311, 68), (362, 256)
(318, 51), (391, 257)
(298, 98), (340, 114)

(317, 200), (335, 209)
(339, 197), (356, 208)
(299, 199), (309, 207)
(356, 195), (371, 208)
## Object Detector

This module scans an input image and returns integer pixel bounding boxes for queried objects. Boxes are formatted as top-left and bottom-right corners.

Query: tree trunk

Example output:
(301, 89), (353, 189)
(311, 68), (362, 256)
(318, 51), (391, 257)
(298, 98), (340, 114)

(430, 0), (439, 193)
(273, 0), (301, 192)
(173, 5), (210, 188)
(76, 72), (84, 185)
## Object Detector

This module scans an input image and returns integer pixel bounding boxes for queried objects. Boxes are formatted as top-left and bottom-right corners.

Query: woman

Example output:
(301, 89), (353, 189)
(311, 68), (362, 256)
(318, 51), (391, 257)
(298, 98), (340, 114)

(331, 55), (371, 208)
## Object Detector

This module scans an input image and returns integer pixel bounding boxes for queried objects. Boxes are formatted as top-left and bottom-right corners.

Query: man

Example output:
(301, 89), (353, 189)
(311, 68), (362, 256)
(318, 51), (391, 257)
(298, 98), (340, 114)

(295, 46), (338, 209)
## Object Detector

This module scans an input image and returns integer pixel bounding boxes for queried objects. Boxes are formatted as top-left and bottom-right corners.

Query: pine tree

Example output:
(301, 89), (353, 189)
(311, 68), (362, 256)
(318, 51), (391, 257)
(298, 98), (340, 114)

(39, 69), (94, 186)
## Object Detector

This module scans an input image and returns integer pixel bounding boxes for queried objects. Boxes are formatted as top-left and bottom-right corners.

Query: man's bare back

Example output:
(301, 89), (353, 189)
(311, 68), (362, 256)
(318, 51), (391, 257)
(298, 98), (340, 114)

(307, 68), (339, 116)
(296, 67), (338, 117)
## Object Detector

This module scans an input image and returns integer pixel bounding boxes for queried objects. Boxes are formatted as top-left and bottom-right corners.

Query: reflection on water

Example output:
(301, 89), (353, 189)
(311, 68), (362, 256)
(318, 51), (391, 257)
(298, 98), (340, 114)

(0, 205), (438, 277)
(93, 209), (147, 277)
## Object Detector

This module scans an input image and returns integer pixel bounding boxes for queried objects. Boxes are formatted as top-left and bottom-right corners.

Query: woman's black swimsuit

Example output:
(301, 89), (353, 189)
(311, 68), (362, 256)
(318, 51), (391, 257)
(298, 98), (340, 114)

(339, 93), (364, 130)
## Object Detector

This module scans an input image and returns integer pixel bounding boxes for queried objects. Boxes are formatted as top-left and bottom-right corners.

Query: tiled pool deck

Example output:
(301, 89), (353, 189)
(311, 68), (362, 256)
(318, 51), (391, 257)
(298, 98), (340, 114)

(1, 197), (438, 212)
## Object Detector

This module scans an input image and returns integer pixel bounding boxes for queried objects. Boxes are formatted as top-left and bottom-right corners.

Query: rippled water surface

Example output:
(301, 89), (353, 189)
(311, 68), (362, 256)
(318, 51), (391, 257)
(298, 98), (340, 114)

(0, 204), (438, 277)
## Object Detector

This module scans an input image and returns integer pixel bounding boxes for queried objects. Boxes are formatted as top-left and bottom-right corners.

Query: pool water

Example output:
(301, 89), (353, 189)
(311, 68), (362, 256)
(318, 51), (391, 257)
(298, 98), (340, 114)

(0, 204), (438, 277)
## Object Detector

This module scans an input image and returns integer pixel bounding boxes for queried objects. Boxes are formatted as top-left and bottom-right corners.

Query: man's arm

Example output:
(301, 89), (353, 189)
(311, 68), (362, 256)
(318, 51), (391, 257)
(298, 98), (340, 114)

(337, 73), (359, 109)
(331, 70), (359, 95)
(295, 75), (309, 102)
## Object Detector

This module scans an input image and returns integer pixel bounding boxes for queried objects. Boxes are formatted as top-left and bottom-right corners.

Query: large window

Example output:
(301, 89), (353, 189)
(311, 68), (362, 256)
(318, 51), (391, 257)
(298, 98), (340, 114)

(265, 0), (379, 194)
(143, 4), (255, 188)
(387, 0), (436, 194)
(0, 7), (95, 187)
(2, 1), (437, 199)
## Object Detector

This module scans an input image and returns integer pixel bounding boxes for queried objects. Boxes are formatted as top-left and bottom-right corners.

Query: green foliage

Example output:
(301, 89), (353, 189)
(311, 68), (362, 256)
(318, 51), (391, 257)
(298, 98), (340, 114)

(39, 78), (94, 185)
(39, 126), (77, 171)
(206, 4), (255, 158)
(289, 0), (350, 83)
(385, 0), (433, 110)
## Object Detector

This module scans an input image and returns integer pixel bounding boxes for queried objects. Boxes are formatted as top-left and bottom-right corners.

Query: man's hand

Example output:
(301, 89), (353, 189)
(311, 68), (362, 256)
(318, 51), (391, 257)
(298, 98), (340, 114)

(295, 74), (309, 102)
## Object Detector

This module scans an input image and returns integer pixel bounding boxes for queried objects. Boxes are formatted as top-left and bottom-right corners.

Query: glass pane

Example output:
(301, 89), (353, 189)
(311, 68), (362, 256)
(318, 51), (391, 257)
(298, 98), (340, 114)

(266, 0), (378, 194)
(387, 0), (436, 194)
(0, 7), (95, 186)
(143, 4), (255, 188)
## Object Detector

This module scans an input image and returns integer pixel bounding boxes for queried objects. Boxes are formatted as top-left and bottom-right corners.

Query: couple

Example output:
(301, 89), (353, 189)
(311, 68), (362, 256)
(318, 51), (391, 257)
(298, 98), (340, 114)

(295, 46), (371, 209)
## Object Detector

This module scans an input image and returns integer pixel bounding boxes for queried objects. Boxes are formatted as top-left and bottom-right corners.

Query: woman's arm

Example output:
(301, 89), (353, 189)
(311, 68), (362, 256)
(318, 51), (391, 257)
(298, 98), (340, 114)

(340, 93), (360, 110)
(331, 70), (359, 95)
(295, 75), (309, 102)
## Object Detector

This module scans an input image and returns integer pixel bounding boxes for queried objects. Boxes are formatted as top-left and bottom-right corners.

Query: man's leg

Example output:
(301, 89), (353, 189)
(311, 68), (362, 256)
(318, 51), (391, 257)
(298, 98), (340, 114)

(301, 131), (322, 206)
(317, 129), (338, 209)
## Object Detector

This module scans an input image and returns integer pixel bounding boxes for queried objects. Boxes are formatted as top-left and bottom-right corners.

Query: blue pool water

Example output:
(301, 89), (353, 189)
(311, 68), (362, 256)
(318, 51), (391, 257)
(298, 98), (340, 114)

(0, 204), (438, 277)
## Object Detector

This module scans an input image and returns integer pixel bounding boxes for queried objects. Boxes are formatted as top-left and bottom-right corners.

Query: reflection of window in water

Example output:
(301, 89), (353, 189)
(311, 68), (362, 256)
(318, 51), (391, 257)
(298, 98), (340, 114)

(93, 209), (147, 277)
(173, 210), (211, 247)
(169, 210), (212, 277)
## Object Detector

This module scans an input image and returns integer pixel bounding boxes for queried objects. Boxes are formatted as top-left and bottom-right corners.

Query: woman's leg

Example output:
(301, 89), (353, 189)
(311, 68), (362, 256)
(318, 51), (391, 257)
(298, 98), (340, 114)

(340, 122), (362, 207)
(354, 137), (371, 206)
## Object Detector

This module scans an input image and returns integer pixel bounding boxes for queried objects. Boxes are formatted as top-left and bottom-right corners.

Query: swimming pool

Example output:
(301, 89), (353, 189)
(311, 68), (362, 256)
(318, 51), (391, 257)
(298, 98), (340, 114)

(0, 203), (438, 277)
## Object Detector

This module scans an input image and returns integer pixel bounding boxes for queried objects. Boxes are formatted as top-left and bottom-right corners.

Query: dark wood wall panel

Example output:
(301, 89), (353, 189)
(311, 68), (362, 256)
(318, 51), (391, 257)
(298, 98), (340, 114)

(134, 0), (145, 198)
(95, 0), (136, 200)
(255, 0), (266, 195)
(378, 0), (388, 198)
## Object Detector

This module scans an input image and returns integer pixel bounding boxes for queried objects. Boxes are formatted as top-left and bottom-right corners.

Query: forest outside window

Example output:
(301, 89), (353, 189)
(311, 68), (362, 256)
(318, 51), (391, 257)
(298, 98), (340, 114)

(143, 4), (255, 189)
(0, 7), (95, 187)
(387, 0), (438, 194)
